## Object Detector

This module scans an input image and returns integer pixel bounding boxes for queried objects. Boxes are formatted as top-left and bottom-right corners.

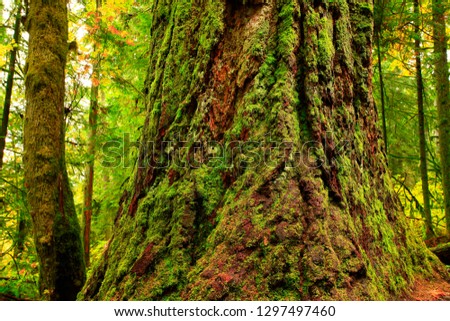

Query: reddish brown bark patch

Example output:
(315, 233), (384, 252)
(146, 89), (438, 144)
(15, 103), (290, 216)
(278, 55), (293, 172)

(168, 169), (179, 186)
(131, 243), (156, 277)
(203, 4), (267, 141)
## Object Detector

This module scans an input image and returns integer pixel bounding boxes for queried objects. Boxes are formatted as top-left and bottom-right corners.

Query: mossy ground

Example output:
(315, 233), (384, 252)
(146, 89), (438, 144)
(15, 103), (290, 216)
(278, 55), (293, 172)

(80, 0), (447, 301)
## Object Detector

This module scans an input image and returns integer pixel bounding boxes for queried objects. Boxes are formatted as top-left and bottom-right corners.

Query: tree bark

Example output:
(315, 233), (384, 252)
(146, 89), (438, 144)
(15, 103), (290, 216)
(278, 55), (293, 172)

(81, 0), (447, 300)
(0, 3), (21, 169)
(414, 0), (434, 239)
(24, 0), (85, 300)
(432, 0), (450, 235)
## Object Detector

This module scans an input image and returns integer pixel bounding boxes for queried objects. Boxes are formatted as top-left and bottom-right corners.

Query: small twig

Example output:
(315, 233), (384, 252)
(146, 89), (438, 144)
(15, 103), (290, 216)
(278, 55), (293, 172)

(0, 176), (25, 193)
(392, 176), (425, 216)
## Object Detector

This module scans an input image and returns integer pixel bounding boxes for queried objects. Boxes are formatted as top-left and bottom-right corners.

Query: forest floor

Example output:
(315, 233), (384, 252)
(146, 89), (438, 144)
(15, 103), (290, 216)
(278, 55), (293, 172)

(2, 279), (450, 301)
(405, 276), (450, 301)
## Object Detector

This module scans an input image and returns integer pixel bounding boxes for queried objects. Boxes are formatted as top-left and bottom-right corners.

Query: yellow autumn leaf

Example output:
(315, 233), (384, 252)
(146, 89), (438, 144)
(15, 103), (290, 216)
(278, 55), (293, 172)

(0, 43), (14, 68)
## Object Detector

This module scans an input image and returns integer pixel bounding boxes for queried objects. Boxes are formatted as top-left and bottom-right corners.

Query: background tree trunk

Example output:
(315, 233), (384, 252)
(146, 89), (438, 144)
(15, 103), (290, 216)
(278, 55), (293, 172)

(81, 0), (447, 300)
(431, 0), (450, 236)
(83, 0), (102, 269)
(12, 133), (27, 256)
(24, 0), (85, 300)
(83, 76), (98, 268)
(376, 34), (387, 155)
(414, 0), (434, 239)
(0, 3), (21, 169)
(373, 0), (388, 155)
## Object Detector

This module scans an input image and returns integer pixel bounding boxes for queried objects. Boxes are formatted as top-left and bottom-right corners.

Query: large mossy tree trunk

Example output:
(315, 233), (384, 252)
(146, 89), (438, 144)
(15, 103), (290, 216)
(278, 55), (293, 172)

(24, 0), (85, 300)
(82, 0), (446, 300)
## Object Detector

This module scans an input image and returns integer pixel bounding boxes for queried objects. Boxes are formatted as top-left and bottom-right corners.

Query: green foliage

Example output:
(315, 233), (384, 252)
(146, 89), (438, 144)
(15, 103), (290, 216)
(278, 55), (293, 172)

(1, 0), (148, 297)
(73, 0), (149, 268)
(0, 0), (39, 300)
(0, 248), (39, 300)
(372, 0), (447, 237)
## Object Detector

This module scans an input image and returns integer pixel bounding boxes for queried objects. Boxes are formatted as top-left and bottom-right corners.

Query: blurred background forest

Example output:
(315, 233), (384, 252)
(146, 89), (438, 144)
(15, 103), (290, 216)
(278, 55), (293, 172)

(0, 0), (449, 299)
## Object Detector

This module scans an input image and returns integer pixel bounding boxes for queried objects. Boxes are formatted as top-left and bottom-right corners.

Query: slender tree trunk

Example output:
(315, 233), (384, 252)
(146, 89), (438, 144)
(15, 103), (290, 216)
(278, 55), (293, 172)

(83, 64), (99, 268)
(414, 0), (434, 239)
(24, 0), (85, 300)
(376, 32), (388, 155)
(0, 2), (21, 169)
(11, 134), (27, 256)
(432, 0), (450, 236)
(81, 0), (447, 300)
(83, 0), (102, 269)
(83, 85), (98, 267)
